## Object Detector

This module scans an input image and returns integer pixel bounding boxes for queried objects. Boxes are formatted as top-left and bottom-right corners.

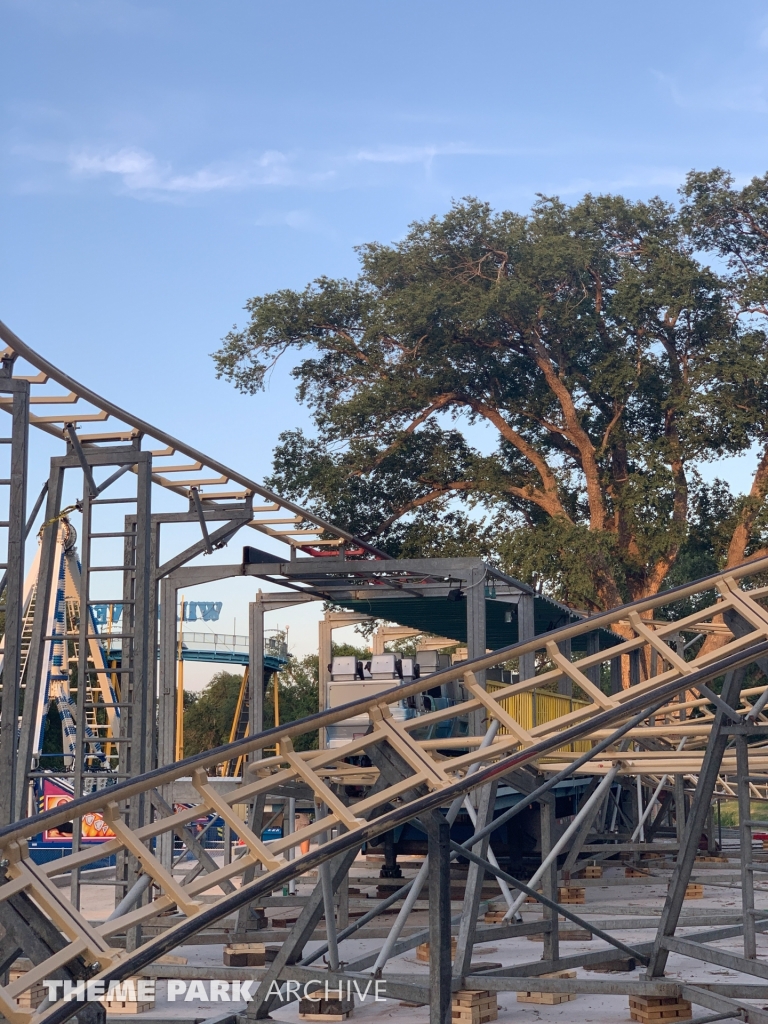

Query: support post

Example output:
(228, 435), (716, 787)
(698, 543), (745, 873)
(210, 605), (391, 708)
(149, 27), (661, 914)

(540, 795), (559, 963)
(585, 631), (601, 686)
(610, 655), (622, 695)
(0, 376), (28, 826)
(14, 462), (64, 820)
(466, 563), (487, 734)
(318, 614), (333, 748)
(249, 595), (265, 761)
(518, 593), (535, 682)
(737, 735), (757, 959)
(428, 816), (452, 1024)
(381, 829), (402, 878)
(629, 649), (641, 687)
(674, 775), (686, 844)
(647, 668), (746, 978)
(157, 576), (178, 870)
(453, 781), (498, 978)
(557, 637), (573, 696)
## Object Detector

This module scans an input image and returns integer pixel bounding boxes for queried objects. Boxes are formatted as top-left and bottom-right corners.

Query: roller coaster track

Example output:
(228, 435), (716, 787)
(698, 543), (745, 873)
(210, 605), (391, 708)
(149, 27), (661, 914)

(4, 553), (768, 1024)
(0, 319), (387, 559)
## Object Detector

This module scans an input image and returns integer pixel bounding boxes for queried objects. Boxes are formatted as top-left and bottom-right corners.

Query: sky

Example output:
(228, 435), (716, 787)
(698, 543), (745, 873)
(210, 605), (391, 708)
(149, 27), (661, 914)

(3, 0), (768, 682)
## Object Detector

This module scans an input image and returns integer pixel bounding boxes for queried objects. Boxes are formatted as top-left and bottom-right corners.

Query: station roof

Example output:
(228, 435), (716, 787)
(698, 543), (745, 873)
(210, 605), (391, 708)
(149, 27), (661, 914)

(340, 593), (619, 652)
(241, 548), (622, 653)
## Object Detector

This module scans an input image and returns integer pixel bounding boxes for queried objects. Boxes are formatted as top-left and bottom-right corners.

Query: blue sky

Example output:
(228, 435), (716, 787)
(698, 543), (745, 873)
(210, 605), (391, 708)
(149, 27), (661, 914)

(3, 0), (768, 672)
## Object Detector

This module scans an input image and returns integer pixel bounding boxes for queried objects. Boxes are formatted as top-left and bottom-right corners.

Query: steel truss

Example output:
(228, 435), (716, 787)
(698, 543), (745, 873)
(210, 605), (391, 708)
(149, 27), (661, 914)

(1, 556), (768, 1022)
(3, 321), (768, 1024)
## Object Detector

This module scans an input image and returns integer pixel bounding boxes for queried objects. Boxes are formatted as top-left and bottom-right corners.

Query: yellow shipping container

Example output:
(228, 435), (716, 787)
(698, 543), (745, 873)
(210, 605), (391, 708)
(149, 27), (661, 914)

(485, 681), (592, 752)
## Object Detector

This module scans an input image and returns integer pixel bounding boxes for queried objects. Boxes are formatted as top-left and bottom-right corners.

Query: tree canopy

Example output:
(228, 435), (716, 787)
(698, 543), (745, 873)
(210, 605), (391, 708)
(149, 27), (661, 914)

(214, 171), (768, 613)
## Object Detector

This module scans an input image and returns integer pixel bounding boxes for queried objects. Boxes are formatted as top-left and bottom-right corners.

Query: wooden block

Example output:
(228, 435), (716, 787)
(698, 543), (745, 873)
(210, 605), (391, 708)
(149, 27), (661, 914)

(629, 995), (692, 1022)
(223, 942), (266, 967)
(417, 937), (457, 962)
(583, 956), (636, 973)
(625, 867), (648, 878)
(452, 990), (498, 1023)
(517, 970), (576, 1005)
(630, 1010), (693, 1022)
(299, 997), (354, 1020)
(449, 882), (501, 900)
(557, 885), (585, 904)
(101, 978), (155, 1015)
(584, 865), (603, 878)
(526, 928), (592, 941)
(103, 1000), (155, 1014)
(695, 856), (727, 863)
(684, 883), (704, 900)
(518, 991), (575, 1005)
(271, 915), (300, 928)
(483, 910), (507, 923)
(630, 996), (690, 1007)
(8, 970), (45, 1010)
(560, 927), (592, 940)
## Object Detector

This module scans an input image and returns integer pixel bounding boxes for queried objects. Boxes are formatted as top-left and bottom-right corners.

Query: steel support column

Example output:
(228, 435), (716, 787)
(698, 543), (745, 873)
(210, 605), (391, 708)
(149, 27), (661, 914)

(737, 734), (757, 959)
(428, 816), (452, 1024)
(540, 794), (559, 963)
(466, 564), (487, 714)
(0, 374), (28, 826)
(647, 668), (746, 977)
(518, 593), (535, 683)
(248, 596), (265, 759)
(14, 462), (64, 820)
(453, 781), (498, 978)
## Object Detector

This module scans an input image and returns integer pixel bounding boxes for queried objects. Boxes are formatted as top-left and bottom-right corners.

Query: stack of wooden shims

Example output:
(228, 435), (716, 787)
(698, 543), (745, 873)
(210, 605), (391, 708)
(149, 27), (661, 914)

(417, 937), (458, 962)
(452, 990), (498, 1023)
(8, 963), (44, 1010)
(517, 970), (576, 1005)
(223, 942), (266, 966)
(683, 883), (704, 899)
(101, 979), (154, 1015)
(557, 885), (585, 903)
(298, 996), (355, 1021)
(484, 910), (508, 923)
(629, 995), (692, 1023)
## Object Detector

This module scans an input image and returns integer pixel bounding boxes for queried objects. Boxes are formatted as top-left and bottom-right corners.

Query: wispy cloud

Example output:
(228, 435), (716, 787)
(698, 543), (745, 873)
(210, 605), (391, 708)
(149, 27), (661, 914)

(352, 142), (520, 166)
(652, 69), (768, 115)
(10, 137), (514, 200)
(65, 146), (299, 195)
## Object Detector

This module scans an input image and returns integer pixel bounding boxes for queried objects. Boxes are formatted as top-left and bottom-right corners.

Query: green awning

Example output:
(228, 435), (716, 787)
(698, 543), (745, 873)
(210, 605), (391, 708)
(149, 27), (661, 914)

(339, 594), (620, 652)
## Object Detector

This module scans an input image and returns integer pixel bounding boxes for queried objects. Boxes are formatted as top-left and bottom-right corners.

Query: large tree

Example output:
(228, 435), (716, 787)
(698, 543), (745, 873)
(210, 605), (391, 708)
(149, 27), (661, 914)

(214, 179), (768, 616)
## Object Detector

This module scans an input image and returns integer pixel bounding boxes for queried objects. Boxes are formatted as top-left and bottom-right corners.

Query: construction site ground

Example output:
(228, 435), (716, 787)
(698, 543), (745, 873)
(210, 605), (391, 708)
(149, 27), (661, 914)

(66, 849), (767, 1024)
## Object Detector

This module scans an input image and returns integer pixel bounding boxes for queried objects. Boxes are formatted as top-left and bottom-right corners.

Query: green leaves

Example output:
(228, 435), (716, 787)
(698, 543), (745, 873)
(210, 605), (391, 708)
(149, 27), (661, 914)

(216, 180), (768, 609)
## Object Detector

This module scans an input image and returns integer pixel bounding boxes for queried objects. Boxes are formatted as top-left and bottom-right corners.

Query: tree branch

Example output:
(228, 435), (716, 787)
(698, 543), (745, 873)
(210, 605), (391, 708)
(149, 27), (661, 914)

(528, 335), (607, 530)
(354, 393), (460, 474)
(726, 443), (768, 567)
(461, 397), (571, 520)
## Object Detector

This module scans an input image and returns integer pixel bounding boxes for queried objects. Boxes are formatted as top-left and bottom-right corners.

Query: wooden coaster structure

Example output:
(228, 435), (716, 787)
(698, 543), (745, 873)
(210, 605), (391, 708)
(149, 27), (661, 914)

(3, 320), (768, 1024)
